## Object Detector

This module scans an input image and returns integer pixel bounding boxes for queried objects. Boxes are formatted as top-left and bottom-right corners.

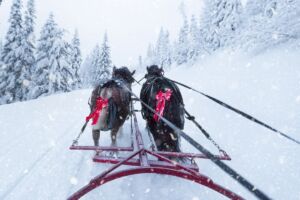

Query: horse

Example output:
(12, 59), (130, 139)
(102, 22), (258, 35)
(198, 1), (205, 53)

(140, 65), (185, 152)
(88, 66), (135, 147)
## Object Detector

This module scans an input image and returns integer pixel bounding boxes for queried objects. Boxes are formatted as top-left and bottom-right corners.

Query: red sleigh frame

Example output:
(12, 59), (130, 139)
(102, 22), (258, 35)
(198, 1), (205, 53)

(68, 110), (244, 200)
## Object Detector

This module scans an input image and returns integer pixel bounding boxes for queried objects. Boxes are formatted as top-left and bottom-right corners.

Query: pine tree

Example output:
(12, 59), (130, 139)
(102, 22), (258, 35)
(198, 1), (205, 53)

(138, 55), (143, 70)
(94, 33), (112, 85)
(189, 15), (201, 60)
(175, 17), (189, 65)
(21, 0), (36, 101)
(155, 28), (172, 68)
(0, 39), (3, 64)
(31, 14), (71, 98)
(238, 0), (300, 52)
(70, 29), (82, 89)
(0, 0), (24, 104)
(200, 0), (242, 51)
(88, 44), (101, 86)
(145, 43), (156, 66)
(80, 53), (93, 87)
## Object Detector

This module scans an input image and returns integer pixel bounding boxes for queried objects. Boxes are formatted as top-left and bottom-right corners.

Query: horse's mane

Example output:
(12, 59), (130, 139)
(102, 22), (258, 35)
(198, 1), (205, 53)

(112, 66), (135, 84)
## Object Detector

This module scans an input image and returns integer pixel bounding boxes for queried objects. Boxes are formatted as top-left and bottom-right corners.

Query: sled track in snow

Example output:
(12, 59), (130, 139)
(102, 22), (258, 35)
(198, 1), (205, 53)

(0, 120), (80, 199)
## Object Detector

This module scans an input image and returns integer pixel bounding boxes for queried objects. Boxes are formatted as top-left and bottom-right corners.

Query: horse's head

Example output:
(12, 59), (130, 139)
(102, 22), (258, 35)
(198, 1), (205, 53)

(145, 65), (164, 79)
(112, 66), (136, 84)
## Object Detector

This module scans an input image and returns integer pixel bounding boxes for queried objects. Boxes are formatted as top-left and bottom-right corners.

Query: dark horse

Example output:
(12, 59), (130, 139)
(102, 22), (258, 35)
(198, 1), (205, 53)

(140, 65), (185, 152)
(88, 66), (135, 146)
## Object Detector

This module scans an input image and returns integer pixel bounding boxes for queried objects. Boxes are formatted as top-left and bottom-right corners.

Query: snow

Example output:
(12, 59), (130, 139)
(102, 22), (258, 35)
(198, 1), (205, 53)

(0, 45), (300, 199)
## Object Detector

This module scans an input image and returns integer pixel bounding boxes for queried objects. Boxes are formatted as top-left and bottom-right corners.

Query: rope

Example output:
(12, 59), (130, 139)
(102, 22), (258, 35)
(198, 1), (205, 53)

(185, 109), (229, 157)
(72, 121), (89, 146)
(166, 77), (300, 146)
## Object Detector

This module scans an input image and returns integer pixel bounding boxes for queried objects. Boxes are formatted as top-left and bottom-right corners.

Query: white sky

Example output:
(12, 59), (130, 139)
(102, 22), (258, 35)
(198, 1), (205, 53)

(0, 0), (203, 66)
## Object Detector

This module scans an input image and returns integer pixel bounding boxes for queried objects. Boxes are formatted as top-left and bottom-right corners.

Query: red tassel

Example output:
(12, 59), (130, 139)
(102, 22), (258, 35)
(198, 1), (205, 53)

(86, 97), (109, 125)
(153, 89), (172, 122)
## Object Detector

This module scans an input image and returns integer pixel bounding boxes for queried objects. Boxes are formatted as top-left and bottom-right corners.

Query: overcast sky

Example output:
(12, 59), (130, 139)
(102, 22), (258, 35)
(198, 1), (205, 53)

(0, 0), (204, 66)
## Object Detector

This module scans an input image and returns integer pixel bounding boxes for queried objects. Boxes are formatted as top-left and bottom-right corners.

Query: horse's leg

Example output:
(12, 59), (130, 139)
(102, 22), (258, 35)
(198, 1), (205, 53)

(110, 126), (119, 146)
(92, 129), (100, 146)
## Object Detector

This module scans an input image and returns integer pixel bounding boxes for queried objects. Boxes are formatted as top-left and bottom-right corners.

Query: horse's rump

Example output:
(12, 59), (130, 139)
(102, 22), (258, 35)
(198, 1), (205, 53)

(90, 80), (130, 131)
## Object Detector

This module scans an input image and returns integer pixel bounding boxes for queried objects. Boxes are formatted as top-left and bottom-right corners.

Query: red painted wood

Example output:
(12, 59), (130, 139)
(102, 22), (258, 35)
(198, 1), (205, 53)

(68, 105), (242, 199)
(67, 167), (244, 200)
(69, 145), (134, 151)
(93, 155), (199, 171)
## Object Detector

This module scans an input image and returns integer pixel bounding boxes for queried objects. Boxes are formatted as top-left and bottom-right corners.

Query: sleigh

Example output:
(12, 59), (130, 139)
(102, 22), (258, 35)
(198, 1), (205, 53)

(68, 103), (243, 200)
(67, 73), (298, 199)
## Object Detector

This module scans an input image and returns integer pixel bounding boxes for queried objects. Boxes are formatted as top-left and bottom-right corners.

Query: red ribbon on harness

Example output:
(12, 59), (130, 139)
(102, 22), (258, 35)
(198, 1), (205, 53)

(86, 97), (109, 125)
(153, 89), (172, 122)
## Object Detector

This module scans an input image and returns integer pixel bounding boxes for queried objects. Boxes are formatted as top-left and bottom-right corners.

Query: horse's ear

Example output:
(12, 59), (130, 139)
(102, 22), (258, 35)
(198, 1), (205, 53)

(131, 70), (136, 76)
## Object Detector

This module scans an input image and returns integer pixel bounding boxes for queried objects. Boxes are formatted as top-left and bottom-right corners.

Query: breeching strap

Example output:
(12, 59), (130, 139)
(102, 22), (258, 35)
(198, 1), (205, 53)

(166, 77), (300, 146)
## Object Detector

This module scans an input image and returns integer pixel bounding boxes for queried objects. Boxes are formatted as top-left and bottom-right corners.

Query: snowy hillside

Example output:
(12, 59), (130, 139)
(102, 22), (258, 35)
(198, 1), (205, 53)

(1, 46), (300, 200)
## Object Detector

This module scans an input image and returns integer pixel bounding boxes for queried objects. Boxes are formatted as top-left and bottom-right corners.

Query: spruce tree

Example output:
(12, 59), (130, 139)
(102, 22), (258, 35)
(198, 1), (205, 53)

(175, 18), (189, 65)
(0, 0), (24, 104)
(21, 0), (36, 101)
(145, 44), (156, 66)
(239, 0), (300, 52)
(200, 0), (242, 51)
(70, 29), (82, 89)
(95, 33), (112, 84)
(155, 28), (172, 68)
(89, 44), (101, 86)
(189, 15), (201, 60)
(0, 39), (3, 64)
(31, 14), (71, 98)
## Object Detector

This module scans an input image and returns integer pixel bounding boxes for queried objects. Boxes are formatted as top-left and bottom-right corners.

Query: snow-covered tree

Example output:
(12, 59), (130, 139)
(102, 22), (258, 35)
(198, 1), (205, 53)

(31, 14), (72, 99)
(138, 55), (143, 70)
(70, 29), (82, 89)
(243, 0), (268, 17)
(86, 44), (101, 86)
(144, 43), (156, 66)
(189, 15), (201, 60)
(175, 17), (189, 65)
(0, 39), (3, 63)
(238, 0), (300, 52)
(199, 0), (242, 51)
(79, 53), (94, 87)
(155, 28), (172, 68)
(0, 0), (24, 104)
(21, 0), (36, 100)
(94, 33), (112, 85)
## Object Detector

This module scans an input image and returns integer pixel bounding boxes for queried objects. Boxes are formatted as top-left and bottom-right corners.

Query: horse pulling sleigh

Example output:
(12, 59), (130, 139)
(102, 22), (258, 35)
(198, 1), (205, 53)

(69, 65), (300, 200)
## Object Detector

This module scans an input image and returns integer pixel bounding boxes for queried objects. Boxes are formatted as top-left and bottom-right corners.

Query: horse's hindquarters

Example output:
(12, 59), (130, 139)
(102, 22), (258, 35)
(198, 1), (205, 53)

(92, 107), (109, 131)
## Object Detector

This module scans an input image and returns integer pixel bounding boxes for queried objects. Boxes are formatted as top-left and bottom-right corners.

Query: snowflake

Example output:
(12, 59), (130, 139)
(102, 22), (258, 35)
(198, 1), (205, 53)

(296, 96), (300, 103)
(49, 73), (56, 82)
(145, 188), (151, 193)
(272, 33), (279, 40)
(70, 177), (78, 185)
(22, 79), (30, 87)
